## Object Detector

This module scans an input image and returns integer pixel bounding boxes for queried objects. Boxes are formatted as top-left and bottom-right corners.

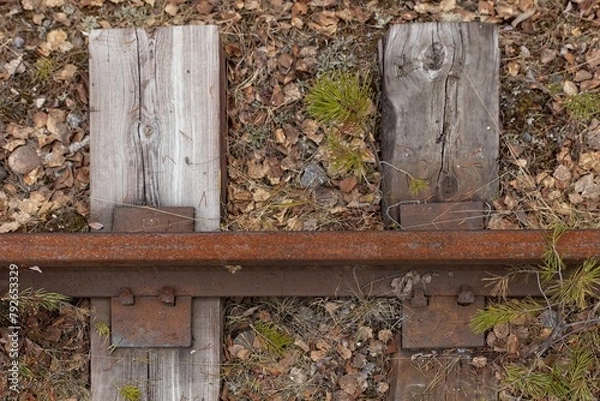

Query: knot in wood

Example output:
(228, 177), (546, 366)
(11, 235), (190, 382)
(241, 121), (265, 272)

(138, 121), (157, 139)
(143, 124), (154, 138)
(422, 42), (445, 72)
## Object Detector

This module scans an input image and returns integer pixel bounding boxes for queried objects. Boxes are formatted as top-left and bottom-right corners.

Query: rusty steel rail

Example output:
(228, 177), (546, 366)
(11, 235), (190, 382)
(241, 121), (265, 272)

(1, 230), (599, 298)
(1, 230), (599, 267)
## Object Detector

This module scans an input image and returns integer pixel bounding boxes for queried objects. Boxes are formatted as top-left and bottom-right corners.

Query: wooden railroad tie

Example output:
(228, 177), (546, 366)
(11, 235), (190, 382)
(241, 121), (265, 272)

(380, 22), (499, 400)
(89, 26), (225, 401)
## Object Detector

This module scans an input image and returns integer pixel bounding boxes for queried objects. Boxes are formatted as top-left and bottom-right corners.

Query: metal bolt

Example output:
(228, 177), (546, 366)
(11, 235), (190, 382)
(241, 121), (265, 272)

(159, 286), (175, 306)
(457, 285), (475, 306)
(411, 286), (428, 307)
(119, 287), (134, 306)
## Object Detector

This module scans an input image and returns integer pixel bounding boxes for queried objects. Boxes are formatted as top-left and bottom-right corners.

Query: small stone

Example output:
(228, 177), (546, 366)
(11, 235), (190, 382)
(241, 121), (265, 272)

(13, 37), (25, 49)
(67, 113), (83, 129)
(288, 367), (307, 384)
(0, 165), (8, 182)
(377, 329), (394, 343)
(356, 326), (373, 343)
(513, 324), (529, 340)
(540, 48), (556, 64)
(563, 80), (578, 96)
(300, 162), (327, 188)
(376, 382), (389, 394)
(338, 374), (359, 396)
(368, 339), (384, 356)
(315, 187), (338, 208)
(196, 0), (214, 15)
(352, 353), (367, 369)
(302, 219), (318, 231)
(471, 355), (488, 368)
(8, 146), (42, 175)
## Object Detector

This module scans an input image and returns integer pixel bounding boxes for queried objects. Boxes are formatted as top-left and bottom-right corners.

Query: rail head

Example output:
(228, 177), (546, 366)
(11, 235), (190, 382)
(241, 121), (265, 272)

(1, 230), (598, 268)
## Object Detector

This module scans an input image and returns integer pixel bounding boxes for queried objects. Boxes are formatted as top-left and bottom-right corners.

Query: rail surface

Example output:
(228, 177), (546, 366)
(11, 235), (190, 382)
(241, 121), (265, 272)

(2, 230), (598, 298)
(1, 230), (599, 267)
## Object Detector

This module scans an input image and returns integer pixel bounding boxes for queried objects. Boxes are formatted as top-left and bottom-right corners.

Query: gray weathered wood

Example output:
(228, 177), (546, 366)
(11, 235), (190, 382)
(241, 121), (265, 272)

(90, 298), (150, 400)
(89, 26), (224, 401)
(90, 26), (225, 231)
(148, 298), (222, 400)
(380, 22), (499, 225)
(381, 23), (500, 400)
(387, 347), (498, 401)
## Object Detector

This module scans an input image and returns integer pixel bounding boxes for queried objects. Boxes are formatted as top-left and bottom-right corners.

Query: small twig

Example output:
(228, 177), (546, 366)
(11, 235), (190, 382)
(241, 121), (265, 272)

(531, 316), (600, 358)
(69, 135), (90, 154)
(379, 160), (417, 181)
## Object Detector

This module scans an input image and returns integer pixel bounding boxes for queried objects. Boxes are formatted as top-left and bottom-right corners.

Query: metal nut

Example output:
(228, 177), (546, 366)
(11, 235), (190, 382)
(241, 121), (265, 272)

(119, 287), (134, 306)
(457, 285), (475, 306)
(159, 286), (175, 306)
(411, 286), (428, 307)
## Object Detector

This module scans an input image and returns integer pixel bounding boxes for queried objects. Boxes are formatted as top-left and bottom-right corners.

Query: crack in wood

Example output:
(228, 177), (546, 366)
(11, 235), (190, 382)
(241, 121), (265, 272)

(136, 29), (162, 207)
(381, 22), (499, 223)
(89, 26), (225, 401)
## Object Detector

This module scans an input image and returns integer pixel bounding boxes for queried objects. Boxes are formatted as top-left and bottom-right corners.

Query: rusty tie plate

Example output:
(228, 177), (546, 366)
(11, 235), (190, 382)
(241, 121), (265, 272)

(110, 207), (194, 347)
(400, 202), (486, 348)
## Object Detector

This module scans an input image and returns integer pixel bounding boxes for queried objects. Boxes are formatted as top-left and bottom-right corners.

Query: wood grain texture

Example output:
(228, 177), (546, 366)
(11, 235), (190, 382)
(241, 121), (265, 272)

(388, 347), (498, 401)
(149, 298), (222, 401)
(381, 23), (500, 400)
(90, 298), (150, 401)
(380, 23), (499, 225)
(89, 26), (223, 401)
(90, 26), (225, 231)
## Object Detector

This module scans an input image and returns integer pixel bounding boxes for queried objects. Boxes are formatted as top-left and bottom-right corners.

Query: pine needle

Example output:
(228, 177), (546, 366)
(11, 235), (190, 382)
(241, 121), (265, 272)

(469, 298), (544, 333)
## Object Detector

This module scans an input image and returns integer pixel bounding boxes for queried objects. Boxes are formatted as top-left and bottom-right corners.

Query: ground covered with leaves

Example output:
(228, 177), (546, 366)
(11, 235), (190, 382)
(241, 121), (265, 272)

(1, 0), (600, 400)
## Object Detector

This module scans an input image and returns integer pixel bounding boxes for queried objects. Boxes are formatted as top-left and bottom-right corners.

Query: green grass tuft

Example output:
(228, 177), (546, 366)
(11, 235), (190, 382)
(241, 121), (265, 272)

(95, 321), (110, 337)
(305, 71), (373, 126)
(324, 132), (373, 178)
(471, 223), (600, 400)
(502, 343), (598, 400)
(119, 384), (142, 401)
(564, 91), (600, 122)
(33, 57), (56, 83)
(252, 320), (294, 356)
(408, 178), (430, 198)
